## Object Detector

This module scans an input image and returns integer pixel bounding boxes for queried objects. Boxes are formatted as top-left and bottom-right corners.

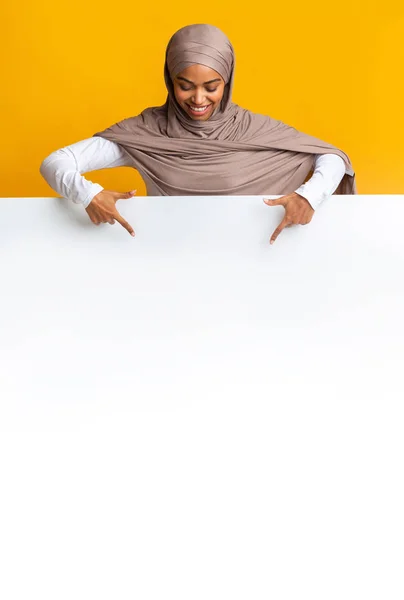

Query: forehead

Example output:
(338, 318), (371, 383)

(175, 64), (223, 83)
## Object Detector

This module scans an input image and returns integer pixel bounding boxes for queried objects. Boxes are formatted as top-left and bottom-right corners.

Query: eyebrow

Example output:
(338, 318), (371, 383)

(176, 77), (222, 85)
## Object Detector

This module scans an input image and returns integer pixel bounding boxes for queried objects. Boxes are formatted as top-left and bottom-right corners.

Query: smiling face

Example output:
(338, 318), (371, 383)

(172, 64), (226, 121)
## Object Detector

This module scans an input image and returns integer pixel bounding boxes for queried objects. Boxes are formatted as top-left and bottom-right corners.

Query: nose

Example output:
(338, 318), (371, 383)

(191, 88), (206, 106)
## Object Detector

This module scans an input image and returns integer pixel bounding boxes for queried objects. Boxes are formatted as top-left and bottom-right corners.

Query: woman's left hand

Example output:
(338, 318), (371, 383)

(263, 192), (314, 244)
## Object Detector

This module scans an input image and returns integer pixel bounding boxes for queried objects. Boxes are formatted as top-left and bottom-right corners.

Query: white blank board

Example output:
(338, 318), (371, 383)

(0, 194), (403, 599)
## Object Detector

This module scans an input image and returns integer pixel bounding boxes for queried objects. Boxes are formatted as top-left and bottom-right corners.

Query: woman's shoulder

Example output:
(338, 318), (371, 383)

(231, 104), (283, 139)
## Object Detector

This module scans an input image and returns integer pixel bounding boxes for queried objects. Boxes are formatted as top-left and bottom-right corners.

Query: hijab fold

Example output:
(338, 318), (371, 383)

(93, 24), (356, 196)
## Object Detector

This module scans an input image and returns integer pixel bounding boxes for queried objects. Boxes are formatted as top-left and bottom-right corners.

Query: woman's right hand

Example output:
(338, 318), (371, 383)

(85, 189), (137, 236)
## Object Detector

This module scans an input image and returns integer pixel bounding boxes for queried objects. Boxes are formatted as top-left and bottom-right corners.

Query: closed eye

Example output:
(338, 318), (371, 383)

(179, 85), (218, 93)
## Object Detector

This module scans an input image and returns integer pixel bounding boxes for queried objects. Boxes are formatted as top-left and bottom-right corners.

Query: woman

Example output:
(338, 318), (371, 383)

(40, 23), (356, 244)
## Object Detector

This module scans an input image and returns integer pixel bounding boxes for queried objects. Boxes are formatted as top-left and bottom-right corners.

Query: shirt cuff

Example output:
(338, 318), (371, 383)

(294, 154), (346, 210)
(80, 183), (105, 209)
(294, 186), (321, 210)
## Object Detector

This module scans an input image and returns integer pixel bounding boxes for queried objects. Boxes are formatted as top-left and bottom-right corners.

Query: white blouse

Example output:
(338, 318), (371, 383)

(40, 136), (347, 210)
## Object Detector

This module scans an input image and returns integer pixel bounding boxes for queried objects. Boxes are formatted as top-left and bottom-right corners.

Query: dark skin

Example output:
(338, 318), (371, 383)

(86, 63), (315, 242)
(86, 189), (137, 236)
(263, 193), (315, 244)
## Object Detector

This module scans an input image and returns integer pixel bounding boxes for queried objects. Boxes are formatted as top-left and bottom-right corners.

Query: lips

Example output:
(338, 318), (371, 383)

(187, 104), (212, 116)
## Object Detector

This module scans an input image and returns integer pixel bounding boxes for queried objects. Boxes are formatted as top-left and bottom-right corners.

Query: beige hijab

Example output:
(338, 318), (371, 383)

(93, 24), (356, 196)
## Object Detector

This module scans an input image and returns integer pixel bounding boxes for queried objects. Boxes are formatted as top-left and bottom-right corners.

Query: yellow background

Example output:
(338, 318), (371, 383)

(2, 1), (403, 197)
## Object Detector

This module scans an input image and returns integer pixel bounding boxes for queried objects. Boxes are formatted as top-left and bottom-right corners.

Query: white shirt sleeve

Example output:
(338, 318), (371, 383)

(39, 136), (132, 208)
(294, 153), (347, 210)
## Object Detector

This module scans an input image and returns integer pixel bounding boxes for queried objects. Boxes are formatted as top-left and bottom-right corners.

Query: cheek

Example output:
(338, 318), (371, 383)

(214, 91), (224, 104)
(174, 88), (189, 104)
(212, 87), (225, 105)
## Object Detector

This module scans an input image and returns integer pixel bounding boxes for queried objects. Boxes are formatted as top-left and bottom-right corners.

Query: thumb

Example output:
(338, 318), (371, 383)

(263, 197), (283, 206)
(117, 189), (137, 200)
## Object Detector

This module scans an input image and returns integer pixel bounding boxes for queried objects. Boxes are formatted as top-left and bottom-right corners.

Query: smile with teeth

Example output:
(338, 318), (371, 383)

(187, 104), (212, 114)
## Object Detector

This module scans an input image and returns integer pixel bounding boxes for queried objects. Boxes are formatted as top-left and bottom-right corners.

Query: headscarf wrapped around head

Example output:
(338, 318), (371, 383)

(93, 23), (356, 196)
(164, 23), (237, 131)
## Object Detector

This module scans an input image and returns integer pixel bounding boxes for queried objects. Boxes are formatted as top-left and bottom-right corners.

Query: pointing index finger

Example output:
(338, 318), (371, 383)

(114, 209), (135, 237)
(270, 217), (288, 245)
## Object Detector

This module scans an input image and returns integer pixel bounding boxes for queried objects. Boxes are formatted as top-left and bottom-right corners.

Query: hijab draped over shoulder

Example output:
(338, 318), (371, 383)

(92, 23), (356, 196)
